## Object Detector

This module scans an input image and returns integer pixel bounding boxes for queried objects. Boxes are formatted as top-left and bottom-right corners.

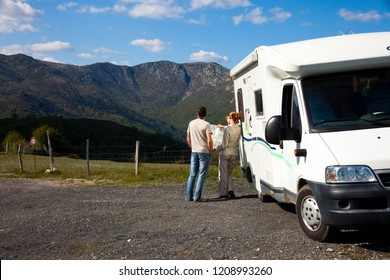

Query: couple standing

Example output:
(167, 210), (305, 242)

(185, 106), (241, 202)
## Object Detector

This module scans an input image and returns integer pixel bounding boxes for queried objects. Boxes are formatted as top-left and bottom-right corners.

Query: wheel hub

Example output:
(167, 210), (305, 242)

(301, 196), (322, 231)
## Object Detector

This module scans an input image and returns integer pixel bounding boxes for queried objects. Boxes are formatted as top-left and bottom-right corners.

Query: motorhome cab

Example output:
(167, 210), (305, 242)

(231, 32), (390, 241)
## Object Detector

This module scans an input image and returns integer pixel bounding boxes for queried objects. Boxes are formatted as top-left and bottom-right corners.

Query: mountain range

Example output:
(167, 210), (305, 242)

(0, 54), (235, 142)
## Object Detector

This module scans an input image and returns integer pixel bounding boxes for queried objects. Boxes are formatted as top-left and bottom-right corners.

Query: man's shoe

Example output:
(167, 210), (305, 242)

(194, 198), (208, 202)
(185, 197), (193, 202)
(228, 191), (236, 199)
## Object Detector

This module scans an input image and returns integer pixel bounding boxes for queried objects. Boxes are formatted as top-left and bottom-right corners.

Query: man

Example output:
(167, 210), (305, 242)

(186, 106), (213, 202)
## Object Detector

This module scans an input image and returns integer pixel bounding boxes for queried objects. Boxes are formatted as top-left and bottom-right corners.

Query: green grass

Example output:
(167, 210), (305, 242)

(0, 153), (243, 187)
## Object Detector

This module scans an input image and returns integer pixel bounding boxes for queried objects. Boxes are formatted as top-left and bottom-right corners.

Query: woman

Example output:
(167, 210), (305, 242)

(215, 112), (241, 199)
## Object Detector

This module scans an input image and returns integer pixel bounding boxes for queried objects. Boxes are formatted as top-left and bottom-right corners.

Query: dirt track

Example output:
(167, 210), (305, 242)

(0, 178), (389, 260)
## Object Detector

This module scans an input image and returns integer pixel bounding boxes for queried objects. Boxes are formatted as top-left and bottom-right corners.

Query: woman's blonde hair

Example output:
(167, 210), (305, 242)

(227, 112), (240, 124)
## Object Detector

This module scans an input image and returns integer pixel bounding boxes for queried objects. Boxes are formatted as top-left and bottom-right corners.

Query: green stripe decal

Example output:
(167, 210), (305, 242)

(250, 141), (292, 169)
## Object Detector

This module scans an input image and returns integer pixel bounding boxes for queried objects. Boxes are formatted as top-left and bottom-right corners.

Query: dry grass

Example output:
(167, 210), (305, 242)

(0, 153), (241, 187)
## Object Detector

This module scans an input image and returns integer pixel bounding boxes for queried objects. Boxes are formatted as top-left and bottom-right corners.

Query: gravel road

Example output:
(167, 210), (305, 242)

(1, 178), (389, 260)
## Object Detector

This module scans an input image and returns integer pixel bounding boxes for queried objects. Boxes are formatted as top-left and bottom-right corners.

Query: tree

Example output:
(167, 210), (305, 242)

(2, 131), (26, 153)
(31, 124), (68, 151)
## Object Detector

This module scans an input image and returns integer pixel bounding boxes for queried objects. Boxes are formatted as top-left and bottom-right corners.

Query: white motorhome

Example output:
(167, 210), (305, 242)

(231, 32), (390, 241)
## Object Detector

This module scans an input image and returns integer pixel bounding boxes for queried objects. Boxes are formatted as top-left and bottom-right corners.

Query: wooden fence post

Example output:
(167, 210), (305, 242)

(18, 144), (24, 172)
(33, 147), (36, 173)
(86, 139), (90, 176)
(47, 130), (54, 172)
(135, 140), (140, 176)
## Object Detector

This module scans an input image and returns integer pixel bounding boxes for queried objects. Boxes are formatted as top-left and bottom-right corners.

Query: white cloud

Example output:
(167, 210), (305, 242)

(113, 4), (127, 13)
(338, 8), (382, 22)
(121, 0), (251, 18)
(118, 0), (142, 3)
(31, 41), (73, 52)
(0, 41), (74, 63)
(131, 38), (166, 52)
(187, 15), (206, 25)
(269, 7), (292, 22)
(189, 50), (228, 63)
(0, 43), (62, 63)
(94, 47), (120, 54)
(77, 5), (111, 14)
(0, 43), (26, 54)
(1, 41), (72, 54)
(128, 1), (186, 19)
(233, 7), (267, 25)
(41, 56), (62, 63)
(77, 52), (95, 59)
(233, 6), (292, 25)
(57, 2), (78, 11)
(111, 60), (131, 66)
(58, 2), (126, 13)
(232, 14), (244, 25)
(118, 0), (268, 22)
(190, 0), (251, 9)
(0, 0), (43, 33)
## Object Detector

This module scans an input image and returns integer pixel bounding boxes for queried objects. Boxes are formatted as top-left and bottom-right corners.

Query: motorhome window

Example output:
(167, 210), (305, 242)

(302, 68), (390, 132)
(282, 85), (301, 129)
(237, 88), (244, 121)
(254, 89), (264, 116)
(291, 88), (301, 129)
(281, 84), (302, 142)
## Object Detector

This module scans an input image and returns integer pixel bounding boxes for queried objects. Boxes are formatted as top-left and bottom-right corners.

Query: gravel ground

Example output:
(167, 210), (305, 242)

(0, 178), (389, 260)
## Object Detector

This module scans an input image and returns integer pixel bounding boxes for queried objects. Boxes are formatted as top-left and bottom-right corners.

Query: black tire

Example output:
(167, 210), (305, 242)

(296, 185), (333, 242)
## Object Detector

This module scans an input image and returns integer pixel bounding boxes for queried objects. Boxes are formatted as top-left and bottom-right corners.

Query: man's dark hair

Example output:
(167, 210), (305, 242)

(197, 106), (207, 118)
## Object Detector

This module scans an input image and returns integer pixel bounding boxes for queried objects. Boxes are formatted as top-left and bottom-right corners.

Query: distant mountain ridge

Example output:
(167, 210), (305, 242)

(0, 54), (234, 141)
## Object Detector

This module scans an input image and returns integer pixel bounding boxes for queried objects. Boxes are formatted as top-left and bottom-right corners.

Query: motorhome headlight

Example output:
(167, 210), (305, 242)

(325, 166), (377, 183)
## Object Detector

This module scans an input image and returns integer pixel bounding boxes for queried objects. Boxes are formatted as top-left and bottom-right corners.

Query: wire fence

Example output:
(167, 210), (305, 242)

(1, 140), (220, 174)
(2, 141), (191, 163)
(60, 144), (192, 164)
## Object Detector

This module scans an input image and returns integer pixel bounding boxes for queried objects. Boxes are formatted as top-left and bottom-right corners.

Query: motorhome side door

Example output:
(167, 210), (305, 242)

(236, 88), (249, 176)
(279, 80), (305, 197)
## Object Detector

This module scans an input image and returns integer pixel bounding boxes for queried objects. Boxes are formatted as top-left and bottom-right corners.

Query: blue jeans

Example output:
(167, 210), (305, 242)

(186, 152), (211, 201)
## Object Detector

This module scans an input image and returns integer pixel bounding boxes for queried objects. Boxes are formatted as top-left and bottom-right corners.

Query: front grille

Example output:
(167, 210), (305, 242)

(376, 170), (390, 187)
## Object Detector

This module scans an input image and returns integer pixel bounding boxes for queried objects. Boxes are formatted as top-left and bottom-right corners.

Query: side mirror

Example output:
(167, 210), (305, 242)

(265, 115), (281, 144)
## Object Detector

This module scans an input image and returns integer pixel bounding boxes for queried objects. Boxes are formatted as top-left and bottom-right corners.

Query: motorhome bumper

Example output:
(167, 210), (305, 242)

(307, 181), (390, 227)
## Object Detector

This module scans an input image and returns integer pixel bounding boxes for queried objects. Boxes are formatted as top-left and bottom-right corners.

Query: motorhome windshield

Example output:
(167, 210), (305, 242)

(302, 68), (390, 132)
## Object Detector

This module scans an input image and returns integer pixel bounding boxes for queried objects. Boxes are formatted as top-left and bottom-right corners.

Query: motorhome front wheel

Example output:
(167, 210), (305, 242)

(297, 185), (334, 242)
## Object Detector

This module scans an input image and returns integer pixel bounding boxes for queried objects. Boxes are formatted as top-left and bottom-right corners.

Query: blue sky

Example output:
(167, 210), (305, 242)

(0, 0), (389, 69)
